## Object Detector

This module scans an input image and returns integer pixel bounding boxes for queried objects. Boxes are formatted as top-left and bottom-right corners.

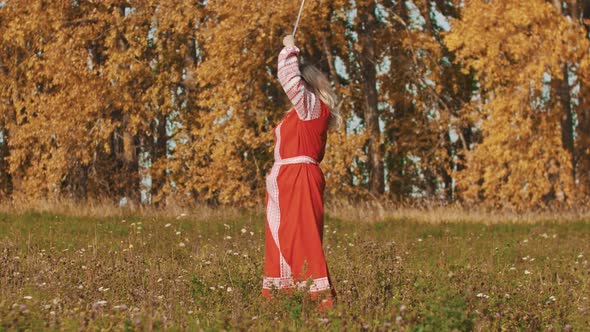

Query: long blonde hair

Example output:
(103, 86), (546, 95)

(300, 64), (343, 130)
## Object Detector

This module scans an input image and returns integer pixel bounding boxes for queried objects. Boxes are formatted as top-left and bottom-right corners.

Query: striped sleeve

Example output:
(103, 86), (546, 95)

(277, 45), (321, 121)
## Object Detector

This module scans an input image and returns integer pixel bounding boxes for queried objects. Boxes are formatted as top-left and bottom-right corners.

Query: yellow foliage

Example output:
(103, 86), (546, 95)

(0, 0), (589, 209)
(446, 0), (589, 209)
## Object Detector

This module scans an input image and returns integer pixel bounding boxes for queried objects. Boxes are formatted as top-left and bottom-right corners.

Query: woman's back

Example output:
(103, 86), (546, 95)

(273, 101), (330, 164)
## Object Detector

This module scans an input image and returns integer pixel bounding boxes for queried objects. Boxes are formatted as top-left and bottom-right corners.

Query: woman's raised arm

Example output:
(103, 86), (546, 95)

(277, 36), (321, 121)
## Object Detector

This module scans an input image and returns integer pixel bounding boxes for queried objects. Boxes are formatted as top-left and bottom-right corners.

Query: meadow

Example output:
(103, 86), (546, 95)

(0, 205), (589, 331)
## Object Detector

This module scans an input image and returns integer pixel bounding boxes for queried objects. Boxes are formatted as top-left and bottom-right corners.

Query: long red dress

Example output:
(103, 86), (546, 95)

(262, 45), (335, 304)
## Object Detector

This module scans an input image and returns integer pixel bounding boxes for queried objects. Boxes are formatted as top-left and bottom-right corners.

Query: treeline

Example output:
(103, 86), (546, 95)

(0, 0), (589, 210)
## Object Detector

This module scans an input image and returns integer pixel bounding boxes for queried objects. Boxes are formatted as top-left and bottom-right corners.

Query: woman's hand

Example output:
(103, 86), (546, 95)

(283, 34), (295, 47)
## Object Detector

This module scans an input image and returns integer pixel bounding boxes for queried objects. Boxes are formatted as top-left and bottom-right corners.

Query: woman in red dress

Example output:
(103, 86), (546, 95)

(262, 34), (341, 307)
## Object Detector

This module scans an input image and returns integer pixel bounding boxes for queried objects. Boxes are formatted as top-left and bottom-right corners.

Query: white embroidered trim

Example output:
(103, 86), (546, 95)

(267, 122), (292, 280)
(274, 155), (318, 166)
(263, 277), (331, 293)
(273, 122), (282, 163)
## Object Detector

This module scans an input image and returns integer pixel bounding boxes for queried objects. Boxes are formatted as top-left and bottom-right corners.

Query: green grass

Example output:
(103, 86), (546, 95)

(0, 211), (589, 331)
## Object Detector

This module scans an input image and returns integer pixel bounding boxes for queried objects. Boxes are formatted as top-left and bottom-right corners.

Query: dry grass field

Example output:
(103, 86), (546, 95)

(1, 203), (589, 331)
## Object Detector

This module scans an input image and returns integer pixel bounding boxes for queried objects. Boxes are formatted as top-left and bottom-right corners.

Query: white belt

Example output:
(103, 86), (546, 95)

(274, 156), (318, 166)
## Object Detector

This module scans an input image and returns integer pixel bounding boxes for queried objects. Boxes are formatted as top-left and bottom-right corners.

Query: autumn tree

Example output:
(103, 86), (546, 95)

(446, 0), (590, 209)
(1, 0), (588, 210)
(0, 1), (203, 202)
(553, 0), (590, 198)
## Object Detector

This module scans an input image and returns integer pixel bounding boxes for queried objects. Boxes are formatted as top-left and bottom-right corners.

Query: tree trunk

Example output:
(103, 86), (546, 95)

(578, 0), (590, 196)
(551, 1), (576, 184)
(321, 36), (342, 95)
(0, 128), (12, 199)
(582, 0), (590, 33)
(577, 92), (590, 194)
(553, 0), (563, 13)
(149, 115), (168, 206)
(569, 0), (580, 20)
(358, 1), (385, 195)
(558, 64), (576, 181)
